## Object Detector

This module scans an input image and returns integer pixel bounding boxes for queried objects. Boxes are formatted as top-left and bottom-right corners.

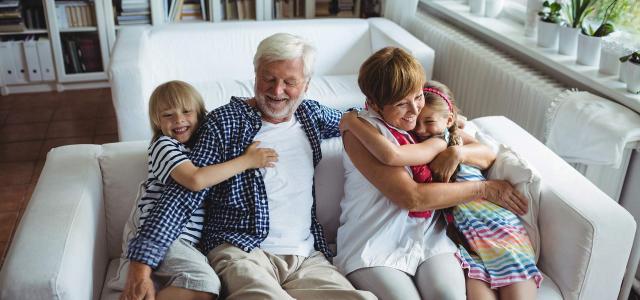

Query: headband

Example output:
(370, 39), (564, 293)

(423, 87), (452, 113)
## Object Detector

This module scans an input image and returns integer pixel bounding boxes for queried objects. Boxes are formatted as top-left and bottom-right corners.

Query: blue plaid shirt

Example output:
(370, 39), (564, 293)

(127, 97), (342, 268)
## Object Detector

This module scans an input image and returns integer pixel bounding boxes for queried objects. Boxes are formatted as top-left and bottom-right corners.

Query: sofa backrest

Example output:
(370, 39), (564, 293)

(100, 139), (346, 259)
(143, 19), (373, 86)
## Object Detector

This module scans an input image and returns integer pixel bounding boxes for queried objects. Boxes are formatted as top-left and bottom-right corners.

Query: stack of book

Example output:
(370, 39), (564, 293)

(273, 0), (303, 19)
(167, 0), (206, 22)
(315, 0), (331, 17)
(55, 1), (96, 28)
(0, 0), (25, 32)
(221, 0), (255, 20)
(117, 0), (151, 25)
(23, 2), (46, 30)
(63, 34), (102, 73)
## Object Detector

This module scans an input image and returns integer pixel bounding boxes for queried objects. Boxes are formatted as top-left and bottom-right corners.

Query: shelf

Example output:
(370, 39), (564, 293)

(422, 0), (640, 114)
(59, 26), (98, 33)
(0, 29), (49, 36)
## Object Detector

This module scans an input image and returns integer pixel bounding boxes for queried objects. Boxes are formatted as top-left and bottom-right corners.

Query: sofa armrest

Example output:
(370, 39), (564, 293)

(109, 27), (152, 141)
(472, 116), (636, 300)
(0, 145), (109, 300)
(367, 17), (435, 80)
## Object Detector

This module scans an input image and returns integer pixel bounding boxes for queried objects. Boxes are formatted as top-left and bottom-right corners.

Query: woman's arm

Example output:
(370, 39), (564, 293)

(343, 132), (527, 214)
(340, 112), (447, 166)
(171, 141), (277, 191)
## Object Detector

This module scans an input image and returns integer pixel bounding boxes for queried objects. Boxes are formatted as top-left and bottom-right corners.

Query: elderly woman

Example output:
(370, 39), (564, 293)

(335, 47), (528, 300)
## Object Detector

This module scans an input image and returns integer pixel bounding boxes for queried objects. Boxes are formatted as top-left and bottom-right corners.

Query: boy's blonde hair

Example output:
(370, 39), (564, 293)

(358, 47), (426, 109)
(148, 80), (207, 142)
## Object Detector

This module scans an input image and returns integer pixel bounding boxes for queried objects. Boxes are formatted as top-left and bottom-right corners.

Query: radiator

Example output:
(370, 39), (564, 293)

(407, 11), (565, 141)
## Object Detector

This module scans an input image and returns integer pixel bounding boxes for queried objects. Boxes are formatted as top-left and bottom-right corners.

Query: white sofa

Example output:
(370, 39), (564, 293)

(0, 114), (635, 300)
(109, 18), (434, 141)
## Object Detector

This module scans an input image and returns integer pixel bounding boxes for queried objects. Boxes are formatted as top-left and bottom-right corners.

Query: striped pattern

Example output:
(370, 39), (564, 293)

(128, 97), (342, 268)
(453, 164), (543, 288)
(139, 136), (205, 244)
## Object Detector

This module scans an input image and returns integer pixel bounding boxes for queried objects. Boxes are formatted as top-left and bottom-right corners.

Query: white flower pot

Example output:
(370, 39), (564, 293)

(537, 21), (559, 49)
(469, 0), (486, 16)
(558, 26), (579, 56)
(524, 0), (543, 37)
(599, 48), (621, 76)
(576, 34), (601, 66)
(485, 0), (504, 17)
(623, 62), (640, 94)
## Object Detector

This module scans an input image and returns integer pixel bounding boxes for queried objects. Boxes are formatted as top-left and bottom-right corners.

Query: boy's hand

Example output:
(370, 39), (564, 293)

(244, 141), (278, 169)
(120, 261), (155, 300)
(339, 111), (359, 134)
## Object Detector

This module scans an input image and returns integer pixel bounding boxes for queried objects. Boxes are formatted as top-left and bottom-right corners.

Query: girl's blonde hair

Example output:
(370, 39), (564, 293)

(423, 81), (463, 182)
(148, 80), (207, 142)
(358, 47), (426, 109)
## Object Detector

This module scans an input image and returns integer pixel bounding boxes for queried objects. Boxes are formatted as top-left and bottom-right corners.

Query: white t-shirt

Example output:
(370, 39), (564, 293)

(334, 110), (458, 276)
(255, 116), (315, 257)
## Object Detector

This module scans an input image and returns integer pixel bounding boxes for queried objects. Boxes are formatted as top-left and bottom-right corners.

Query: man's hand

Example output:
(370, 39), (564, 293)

(430, 146), (463, 183)
(120, 261), (155, 300)
(339, 111), (359, 134)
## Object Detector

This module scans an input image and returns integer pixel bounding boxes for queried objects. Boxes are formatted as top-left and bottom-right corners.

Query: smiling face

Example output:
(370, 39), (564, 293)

(413, 105), (454, 141)
(371, 89), (425, 131)
(254, 58), (309, 123)
(157, 103), (199, 143)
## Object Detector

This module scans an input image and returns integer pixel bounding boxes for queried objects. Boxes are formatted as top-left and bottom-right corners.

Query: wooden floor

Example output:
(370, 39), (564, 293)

(0, 88), (117, 267)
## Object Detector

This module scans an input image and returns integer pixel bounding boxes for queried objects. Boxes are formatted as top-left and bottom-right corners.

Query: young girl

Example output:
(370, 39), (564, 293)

(341, 80), (542, 299)
(112, 80), (278, 299)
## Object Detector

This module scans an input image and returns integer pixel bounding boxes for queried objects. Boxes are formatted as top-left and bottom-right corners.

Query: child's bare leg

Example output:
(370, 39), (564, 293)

(498, 278), (537, 300)
(466, 278), (497, 300)
(157, 287), (216, 300)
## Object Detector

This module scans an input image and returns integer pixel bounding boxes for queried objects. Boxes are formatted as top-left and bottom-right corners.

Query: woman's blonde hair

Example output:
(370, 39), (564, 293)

(358, 47), (426, 109)
(148, 80), (207, 142)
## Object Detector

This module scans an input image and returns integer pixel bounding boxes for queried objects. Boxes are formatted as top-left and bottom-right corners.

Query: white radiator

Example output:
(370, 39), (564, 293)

(407, 11), (565, 141)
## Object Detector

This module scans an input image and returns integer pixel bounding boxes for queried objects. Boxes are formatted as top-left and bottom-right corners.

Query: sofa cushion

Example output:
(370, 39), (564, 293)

(487, 145), (542, 261)
(99, 141), (148, 259)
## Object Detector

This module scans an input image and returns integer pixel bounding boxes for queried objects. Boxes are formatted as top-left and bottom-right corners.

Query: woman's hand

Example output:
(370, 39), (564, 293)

(481, 180), (528, 215)
(339, 111), (359, 134)
(430, 145), (463, 182)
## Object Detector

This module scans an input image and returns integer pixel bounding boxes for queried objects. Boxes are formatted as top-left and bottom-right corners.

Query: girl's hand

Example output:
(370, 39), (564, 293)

(243, 141), (278, 169)
(339, 111), (359, 134)
(430, 145), (463, 182)
(481, 180), (528, 215)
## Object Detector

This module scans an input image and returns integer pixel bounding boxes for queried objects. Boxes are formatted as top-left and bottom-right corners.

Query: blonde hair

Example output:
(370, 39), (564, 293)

(148, 80), (207, 142)
(423, 81), (462, 181)
(358, 47), (426, 109)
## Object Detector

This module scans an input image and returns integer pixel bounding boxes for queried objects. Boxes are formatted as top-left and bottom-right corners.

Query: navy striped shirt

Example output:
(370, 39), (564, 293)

(138, 136), (205, 244)
(127, 97), (342, 268)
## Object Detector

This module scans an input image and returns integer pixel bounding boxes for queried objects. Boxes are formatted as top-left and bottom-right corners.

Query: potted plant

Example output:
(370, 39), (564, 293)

(576, 0), (617, 66)
(558, 0), (595, 56)
(537, 0), (561, 48)
(620, 51), (640, 93)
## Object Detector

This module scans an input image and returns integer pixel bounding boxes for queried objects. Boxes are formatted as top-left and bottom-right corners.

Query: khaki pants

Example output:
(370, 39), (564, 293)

(207, 243), (377, 300)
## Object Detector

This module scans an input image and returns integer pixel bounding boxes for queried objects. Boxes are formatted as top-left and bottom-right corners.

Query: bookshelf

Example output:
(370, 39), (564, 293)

(0, 0), (56, 95)
(0, 0), (381, 95)
(44, 0), (110, 85)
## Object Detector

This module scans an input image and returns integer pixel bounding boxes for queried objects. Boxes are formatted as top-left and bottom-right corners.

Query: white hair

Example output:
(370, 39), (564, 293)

(253, 33), (316, 79)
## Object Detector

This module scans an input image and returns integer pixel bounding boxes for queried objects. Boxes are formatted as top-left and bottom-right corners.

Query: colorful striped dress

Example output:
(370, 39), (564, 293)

(449, 145), (543, 288)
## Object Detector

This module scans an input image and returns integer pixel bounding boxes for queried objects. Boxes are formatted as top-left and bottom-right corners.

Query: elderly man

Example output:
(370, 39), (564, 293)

(121, 33), (376, 300)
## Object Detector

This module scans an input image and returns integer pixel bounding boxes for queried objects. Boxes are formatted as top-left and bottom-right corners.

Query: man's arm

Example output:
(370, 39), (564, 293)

(312, 100), (343, 139)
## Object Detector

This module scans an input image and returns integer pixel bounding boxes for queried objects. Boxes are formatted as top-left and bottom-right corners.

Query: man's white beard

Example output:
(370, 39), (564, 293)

(255, 90), (304, 121)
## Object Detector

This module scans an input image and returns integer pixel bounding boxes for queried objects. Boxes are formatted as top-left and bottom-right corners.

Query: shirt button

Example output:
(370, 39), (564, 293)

(254, 124), (259, 129)
(261, 200), (266, 204)
(262, 230), (267, 234)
